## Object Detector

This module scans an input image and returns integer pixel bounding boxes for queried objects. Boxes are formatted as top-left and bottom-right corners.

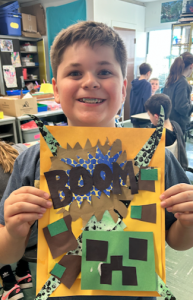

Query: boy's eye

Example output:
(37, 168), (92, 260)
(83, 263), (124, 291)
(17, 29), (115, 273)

(68, 71), (82, 77)
(98, 70), (112, 76)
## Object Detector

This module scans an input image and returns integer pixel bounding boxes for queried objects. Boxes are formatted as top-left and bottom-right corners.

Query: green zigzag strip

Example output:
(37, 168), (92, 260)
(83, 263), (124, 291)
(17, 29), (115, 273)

(28, 115), (60, 156)
(134, 105), (164, 167)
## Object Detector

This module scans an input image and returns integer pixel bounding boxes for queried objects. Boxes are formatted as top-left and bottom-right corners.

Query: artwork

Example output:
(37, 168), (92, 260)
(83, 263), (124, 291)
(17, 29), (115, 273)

(33, 108), (176, 299)
(0, 39), (13, 52)
(161, 0), (183, 23)
(3, 65), (17, 88)
(11, 52), (21, 68)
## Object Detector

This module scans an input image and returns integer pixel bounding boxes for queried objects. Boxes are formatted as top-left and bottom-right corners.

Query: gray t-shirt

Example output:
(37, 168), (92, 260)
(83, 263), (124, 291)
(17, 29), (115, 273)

(0, 144), (190, 300)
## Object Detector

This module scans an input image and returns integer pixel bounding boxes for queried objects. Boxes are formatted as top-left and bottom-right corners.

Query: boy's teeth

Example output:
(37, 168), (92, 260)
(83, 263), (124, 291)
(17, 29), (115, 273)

(79, 98), (104, 103)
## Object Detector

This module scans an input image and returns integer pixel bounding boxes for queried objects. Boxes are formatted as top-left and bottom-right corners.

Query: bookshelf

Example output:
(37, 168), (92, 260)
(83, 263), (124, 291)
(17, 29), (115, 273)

(171, 22), (193, 81)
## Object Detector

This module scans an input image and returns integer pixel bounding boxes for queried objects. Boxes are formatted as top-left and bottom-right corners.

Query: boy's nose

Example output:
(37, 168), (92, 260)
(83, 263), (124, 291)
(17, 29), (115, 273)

(81, 73), (100, 89)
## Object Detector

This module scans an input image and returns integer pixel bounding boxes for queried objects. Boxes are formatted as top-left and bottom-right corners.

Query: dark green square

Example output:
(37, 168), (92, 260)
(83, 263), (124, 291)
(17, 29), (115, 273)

(141, 169), (158, 181)
(51, 263), (66, 279)
(130, 206), (142, 220)
(48, 218), (68, 237)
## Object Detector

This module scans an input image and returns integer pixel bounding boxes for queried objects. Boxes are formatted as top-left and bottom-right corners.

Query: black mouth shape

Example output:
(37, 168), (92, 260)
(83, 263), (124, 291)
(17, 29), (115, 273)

(78, 98), (105, 104)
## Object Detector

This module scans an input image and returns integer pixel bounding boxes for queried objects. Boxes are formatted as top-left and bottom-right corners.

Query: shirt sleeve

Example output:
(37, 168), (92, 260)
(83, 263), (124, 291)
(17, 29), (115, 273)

(165, 148), (190, 230)
(173, 80), (191, 117)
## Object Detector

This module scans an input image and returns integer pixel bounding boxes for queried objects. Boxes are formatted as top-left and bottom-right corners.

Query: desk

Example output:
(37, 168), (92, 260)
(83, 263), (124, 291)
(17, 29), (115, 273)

(0, 115), (17, 143)
(16, 109), (65, 143)
(130, 112), (150, 120)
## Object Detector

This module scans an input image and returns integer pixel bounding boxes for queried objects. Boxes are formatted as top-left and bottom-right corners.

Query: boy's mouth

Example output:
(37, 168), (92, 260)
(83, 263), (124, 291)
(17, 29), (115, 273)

(78, 98), (105, 104)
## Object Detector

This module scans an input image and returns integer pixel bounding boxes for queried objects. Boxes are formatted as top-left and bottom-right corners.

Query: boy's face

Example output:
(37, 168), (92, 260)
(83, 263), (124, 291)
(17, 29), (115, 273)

(150, 80), (159, 93)
(53, 42), (127, 127)
(147, 111), (158, 126)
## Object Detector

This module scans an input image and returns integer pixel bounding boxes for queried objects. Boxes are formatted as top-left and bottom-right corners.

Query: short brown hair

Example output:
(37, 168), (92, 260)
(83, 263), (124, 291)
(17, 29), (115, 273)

(150, 78), (159, 82)
(50, 21), (127, 80)
(144, 93), (171, 120)
(139, 63), (152, 75)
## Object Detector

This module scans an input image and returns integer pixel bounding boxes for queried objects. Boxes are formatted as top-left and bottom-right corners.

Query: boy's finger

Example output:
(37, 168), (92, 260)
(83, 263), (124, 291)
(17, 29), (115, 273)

(12, 186), (50, 199)
(6, 193), (52, 209)
(174, 212), (193, 224)
(6, 202), (47, 218)
(7, 213), (44, 227)
(160, 183), (193, 200)
(160, 191), (193, 208)
(166, 201), (193, 214)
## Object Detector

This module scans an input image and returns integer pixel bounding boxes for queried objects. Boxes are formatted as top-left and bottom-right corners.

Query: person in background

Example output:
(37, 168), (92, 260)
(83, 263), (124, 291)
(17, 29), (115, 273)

(130, 63), (152, 127)
(163, 52), (193, 133)
(149, 78), (159, 95)
(145, 94), (188, 170)
(0, 141), (32, 300)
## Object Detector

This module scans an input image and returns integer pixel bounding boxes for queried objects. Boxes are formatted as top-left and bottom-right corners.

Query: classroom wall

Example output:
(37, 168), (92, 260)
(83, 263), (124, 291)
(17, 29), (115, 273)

(145, 0), (177, 32)
(93, 0), (147, 77)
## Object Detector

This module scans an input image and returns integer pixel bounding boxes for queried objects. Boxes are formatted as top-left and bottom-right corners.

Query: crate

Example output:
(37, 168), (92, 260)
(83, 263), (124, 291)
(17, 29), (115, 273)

(22, 127), (40, 142)
(0, 1), (19, 13)
(6, 90), (29, 96)
(0, 12), (21, 36)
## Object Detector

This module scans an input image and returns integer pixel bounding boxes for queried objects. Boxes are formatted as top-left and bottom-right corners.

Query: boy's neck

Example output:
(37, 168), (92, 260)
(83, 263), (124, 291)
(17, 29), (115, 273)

(164, 119), (173, 131)
(139, 75), (148, 81)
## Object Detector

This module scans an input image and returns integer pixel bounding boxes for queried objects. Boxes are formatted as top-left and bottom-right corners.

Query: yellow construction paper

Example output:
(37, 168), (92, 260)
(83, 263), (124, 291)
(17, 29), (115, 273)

(37, 127), (165, 298)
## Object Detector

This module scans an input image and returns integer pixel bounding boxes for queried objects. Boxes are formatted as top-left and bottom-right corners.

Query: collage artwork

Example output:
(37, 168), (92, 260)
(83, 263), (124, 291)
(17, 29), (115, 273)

(31, 108), (176, 300)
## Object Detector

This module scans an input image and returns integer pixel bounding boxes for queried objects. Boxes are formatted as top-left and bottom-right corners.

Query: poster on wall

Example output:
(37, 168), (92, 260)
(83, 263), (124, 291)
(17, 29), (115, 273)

(3, 65), (17, 88)
(0, 39), (13, 52)
(161, 0), (183, 23)
(11, 52), (21, 68)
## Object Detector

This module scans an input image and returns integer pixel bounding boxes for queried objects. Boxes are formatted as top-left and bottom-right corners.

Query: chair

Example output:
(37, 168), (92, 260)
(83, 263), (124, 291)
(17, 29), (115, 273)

(166, 140), (178, 160)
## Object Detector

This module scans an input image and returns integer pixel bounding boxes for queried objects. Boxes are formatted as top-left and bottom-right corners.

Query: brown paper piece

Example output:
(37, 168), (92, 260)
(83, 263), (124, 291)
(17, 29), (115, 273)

(110, 139), (122, 157)
(116, 150), (127, 165)
(138, 167), (155, 192)
(141, 204), (156, 224)
(43, 215), (78, 259)
(108, 209), (119, 223)
(57, 255), (81, 289)
(113, 198), (128, 219)
(96, 138), (110, 155)
(50, 157), (71, 171)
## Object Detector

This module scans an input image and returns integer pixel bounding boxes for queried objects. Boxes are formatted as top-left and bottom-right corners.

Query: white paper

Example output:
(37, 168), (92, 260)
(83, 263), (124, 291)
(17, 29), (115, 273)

(3, 65), (17, 88)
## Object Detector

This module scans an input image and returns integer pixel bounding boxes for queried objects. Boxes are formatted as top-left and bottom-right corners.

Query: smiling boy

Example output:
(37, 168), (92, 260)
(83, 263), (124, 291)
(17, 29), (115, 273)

(0, 21), (193, 300)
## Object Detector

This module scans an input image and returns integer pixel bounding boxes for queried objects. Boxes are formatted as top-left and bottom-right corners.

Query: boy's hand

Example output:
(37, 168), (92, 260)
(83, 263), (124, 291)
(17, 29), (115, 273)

(4, 187), (52, 240)
(160, 183), (193, 228)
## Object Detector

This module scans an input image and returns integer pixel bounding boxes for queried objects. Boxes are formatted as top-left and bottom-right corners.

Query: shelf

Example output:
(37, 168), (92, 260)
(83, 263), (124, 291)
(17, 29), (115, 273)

(20, 51), (38, 54)
(0, 133), (14, 138)
(24, 79), (39, 82)
(22, 66), (39, 68)
(172, 43), (189, 46)
(0, 35), (41, 42)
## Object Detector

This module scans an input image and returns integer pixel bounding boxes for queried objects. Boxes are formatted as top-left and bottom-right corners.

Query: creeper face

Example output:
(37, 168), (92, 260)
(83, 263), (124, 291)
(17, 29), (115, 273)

(81, 231), (157, 291)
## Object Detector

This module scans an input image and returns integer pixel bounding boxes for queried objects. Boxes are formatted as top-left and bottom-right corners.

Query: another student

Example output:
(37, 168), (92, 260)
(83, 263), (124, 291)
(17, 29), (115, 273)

(130, 63), (152, 127)
(0, 21), (193, 300)
(145, 94), (188, 170)
(0, 141), (32, 300)
(150, 78), (159, 95)
(163, 52), (193, 133)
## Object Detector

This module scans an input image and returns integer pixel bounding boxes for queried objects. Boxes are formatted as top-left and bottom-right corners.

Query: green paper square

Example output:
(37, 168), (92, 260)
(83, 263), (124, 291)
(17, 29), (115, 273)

(51, 263), (66, 279)
(81, 231), (157, 291)
(48, 218), (68, 237)
(131, 206), (142, 220)
(141, 169), (158, 181)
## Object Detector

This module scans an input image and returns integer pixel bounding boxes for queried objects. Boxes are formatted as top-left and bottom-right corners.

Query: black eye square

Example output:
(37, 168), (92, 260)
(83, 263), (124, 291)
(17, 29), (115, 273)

(129, 237), (148, 261)
(86, 239), (108, 261)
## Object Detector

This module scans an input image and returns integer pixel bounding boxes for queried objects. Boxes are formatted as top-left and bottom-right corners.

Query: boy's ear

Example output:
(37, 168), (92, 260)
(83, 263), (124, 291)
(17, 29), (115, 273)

(122, 78), (127, 103)
(52, 78), (60, 104)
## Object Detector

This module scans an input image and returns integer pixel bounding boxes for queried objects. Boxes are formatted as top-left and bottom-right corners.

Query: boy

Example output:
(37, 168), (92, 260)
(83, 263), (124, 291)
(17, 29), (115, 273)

(130, 63), (152, 127)
(149, 78), (159, 95)
(0, 21), (193, 300)
(145, 93), (188, 169)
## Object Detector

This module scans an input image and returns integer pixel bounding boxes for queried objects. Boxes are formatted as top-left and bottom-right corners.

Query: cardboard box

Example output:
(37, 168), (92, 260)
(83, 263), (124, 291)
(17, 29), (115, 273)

(22, 13), (37, 33)
(0, 96), (37, 117)
(22, 31), (41, 38)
